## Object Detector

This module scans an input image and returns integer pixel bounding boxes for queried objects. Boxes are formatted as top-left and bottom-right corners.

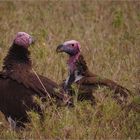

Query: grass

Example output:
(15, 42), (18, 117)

(0, 0), (139, 139)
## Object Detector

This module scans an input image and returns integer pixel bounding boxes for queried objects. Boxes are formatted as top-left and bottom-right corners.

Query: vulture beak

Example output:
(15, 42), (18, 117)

(31, 37), (36, 45)
(56, 44), (64, 53)
(28, 37), (36, 46)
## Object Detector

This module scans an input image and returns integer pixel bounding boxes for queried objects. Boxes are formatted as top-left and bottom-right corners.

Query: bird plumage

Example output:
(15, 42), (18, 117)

(0, 33), (68, 129)
(56, 40), (131, 105)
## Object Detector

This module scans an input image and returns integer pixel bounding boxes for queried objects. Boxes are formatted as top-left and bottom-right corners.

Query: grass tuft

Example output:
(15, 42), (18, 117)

(0, 1), (139, 139)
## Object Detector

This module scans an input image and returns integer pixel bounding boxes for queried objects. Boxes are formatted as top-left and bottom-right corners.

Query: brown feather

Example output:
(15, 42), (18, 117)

(63, 54), (131, 104)
(0, 44), (68, 128)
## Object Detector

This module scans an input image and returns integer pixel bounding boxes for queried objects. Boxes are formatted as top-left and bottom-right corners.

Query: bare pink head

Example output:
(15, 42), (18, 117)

(56, 40), (81, 56)
(56, 40), (81, 72)
(13, 32), (34, 48)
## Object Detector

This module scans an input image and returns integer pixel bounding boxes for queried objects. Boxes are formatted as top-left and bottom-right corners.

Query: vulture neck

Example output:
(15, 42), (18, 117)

(67, 53), (89, 76)
(2, 43), (32, 72)
(67, 53), (80, 73)
(65, 53), (89, 88)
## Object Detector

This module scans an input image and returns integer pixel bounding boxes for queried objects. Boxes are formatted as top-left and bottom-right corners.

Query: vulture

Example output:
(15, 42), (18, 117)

(56, 40), (131, 105)
(0, 32), (69, 130)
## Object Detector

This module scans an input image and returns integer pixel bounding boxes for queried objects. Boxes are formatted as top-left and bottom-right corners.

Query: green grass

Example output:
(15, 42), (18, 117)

(0, 1), (139, 139)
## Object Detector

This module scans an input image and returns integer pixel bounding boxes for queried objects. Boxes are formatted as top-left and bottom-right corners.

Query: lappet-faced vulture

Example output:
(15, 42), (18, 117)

(0, 32), (69, 130)
(56, 40), (131, 105)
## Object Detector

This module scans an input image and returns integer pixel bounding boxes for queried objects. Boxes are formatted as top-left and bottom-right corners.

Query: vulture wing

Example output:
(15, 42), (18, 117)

(77, 76), (130, 97)
(0, 73), (44, 128)
(0, 68), (67, 128)
(76, 75), (131, 104)
(1, 63), (66, 101)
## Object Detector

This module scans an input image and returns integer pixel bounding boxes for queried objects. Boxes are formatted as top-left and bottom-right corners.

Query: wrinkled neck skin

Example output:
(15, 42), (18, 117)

(67, 53), (80, 74)
(64, 52), (84, 91)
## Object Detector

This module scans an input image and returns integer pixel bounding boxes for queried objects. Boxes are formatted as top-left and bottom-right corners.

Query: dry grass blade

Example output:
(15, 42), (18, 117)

(32, 68), (62, 118)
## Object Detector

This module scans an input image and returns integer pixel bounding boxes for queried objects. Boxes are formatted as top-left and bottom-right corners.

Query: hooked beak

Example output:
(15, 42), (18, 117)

(56, 44), (64, 53)
(29, 36), (36, 46)
(31, 37), (36, 45)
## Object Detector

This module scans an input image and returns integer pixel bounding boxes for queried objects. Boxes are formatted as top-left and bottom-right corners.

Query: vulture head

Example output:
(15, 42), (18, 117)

(56, 40), (81, 56)
(3, 32), (35, 70)
(13, 32), (35, 48)
(56, 40), (81, 72)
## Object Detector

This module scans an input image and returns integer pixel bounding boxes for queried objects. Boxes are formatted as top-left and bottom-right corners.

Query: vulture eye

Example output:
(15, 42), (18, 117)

(72, 44), (74, 46)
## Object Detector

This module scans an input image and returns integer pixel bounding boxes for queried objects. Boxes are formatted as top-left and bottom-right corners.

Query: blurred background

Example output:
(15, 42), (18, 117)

(0, 1), (139, 139)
